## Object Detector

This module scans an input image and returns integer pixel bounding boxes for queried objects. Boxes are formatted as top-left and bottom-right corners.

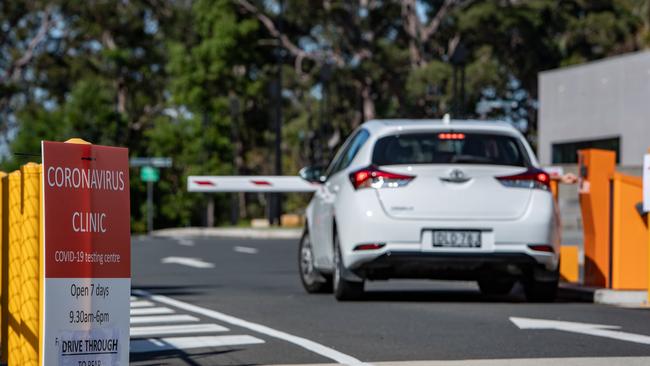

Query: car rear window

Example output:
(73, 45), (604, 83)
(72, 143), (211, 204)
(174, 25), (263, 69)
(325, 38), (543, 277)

(372, 132), (530, 167)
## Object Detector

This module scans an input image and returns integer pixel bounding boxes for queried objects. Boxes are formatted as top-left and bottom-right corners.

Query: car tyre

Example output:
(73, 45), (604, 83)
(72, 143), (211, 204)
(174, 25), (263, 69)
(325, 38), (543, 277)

(333, 234), (364, 301)
(524, 271), (558, 303)
(298, 230), (332, 293)
(478, 278), (515, 296)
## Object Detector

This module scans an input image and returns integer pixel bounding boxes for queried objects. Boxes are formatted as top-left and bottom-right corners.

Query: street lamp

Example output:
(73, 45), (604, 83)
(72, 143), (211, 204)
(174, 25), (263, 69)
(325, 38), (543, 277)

(450, 42), (468, 117)
(270, 0), (285, 226)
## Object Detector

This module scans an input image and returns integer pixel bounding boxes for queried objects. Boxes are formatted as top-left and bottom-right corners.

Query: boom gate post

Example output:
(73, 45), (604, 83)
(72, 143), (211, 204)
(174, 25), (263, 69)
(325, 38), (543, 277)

(578, 149), (616, 287)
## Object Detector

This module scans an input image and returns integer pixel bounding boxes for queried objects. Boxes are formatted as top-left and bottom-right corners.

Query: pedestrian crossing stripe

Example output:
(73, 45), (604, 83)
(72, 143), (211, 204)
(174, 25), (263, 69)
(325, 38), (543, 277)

(129, 295), (265, 353)
(131, 335), (264, 353)
(130, 306), (175, 316)
(130, 314), (199, 324)
(130, 300), (155, 308)
(130, 323), (229, 338)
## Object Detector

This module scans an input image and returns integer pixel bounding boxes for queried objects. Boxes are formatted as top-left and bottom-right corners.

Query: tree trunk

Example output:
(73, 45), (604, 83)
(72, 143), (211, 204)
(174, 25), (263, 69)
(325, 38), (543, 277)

(402, 0), (423, 67)
(361, 79), (376, 122)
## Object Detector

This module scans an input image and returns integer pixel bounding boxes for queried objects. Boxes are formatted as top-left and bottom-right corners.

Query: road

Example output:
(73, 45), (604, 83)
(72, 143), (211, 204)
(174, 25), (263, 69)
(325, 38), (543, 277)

(130, 235), (650, 365)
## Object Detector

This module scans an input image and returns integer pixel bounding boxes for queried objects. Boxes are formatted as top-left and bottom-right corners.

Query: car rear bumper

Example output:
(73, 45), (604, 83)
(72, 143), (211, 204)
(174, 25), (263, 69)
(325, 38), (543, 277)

(334, 188), (560, 273)
(350, 251), (557, 281)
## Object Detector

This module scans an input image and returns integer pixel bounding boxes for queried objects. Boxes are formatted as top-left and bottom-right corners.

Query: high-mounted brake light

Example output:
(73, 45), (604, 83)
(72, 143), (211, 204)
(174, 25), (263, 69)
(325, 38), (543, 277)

(349, 166), (415, 190)
(496, 168), (550, 191)
(438, 132), (465, 140)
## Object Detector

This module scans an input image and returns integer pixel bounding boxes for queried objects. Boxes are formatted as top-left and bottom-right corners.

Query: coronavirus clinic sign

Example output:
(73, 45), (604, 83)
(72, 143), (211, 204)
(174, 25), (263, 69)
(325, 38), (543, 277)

(41, 141), (130, 365)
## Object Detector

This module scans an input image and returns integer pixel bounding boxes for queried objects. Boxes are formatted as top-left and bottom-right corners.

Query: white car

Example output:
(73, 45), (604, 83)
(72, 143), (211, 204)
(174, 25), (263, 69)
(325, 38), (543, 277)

(298, 119), (560, 302)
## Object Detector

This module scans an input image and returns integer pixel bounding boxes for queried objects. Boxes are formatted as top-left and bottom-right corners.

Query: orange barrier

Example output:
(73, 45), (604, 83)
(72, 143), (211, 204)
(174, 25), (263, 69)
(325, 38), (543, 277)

(578, 149), (616, 287)
(578, 148), (649, 290)
(610, 173), (648, 290)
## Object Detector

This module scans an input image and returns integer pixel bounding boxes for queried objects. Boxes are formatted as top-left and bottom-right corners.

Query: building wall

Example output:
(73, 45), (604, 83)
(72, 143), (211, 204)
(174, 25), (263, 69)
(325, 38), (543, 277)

(538, 51), (650, 167)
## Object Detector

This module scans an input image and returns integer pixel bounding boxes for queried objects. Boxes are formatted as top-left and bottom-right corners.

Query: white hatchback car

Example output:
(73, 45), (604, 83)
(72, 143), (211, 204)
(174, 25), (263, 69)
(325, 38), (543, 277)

(298, 119), (560, 302)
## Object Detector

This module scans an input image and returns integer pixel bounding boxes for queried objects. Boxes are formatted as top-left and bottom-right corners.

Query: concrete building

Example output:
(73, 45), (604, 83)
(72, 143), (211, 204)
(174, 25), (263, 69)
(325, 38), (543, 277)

(538, 50), (650, 168)
(538, 51), (650, 248)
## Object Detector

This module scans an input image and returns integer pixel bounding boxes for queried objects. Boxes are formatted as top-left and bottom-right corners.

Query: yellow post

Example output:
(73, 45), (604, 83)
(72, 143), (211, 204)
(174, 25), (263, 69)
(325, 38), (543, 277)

(0, 172), (7, 363)
(20, 163), (40, 366)
(7, 171), (23, 365)
(560, 246), (580, 283)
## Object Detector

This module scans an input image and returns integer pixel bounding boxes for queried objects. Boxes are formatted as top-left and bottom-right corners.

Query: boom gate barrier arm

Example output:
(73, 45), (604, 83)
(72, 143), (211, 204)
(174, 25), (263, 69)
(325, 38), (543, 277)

(188, 176), (319, 193)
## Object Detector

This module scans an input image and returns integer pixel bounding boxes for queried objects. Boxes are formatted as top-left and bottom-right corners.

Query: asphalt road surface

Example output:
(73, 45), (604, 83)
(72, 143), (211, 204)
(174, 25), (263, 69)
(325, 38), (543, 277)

(130, 235), (650, 365)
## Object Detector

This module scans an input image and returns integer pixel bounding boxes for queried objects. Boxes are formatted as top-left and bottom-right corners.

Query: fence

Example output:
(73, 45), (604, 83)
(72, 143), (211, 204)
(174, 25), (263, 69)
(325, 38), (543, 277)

(0, 162), (42, 365)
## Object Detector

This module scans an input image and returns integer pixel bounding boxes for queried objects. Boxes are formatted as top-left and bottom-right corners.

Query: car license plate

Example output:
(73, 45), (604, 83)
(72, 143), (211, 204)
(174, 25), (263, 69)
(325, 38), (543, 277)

(432, 230), (481, 248)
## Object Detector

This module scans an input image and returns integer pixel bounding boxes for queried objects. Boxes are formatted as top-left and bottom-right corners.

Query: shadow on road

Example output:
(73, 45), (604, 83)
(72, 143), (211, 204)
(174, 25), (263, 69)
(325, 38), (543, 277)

(361, 289), (525, 302)
(131, 284), (217, 297)
(129, 348), (245, 365)
(352, 282), (591, 303)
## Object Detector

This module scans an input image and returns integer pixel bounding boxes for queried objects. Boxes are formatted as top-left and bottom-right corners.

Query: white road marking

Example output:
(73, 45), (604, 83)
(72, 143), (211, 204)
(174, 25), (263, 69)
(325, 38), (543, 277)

(130, 296), (137, 301)
(130, 300), (155, 308)
(511, 317), (650, 345)
(130, 307), (175, 316)
(130, 335), (264, 353)
(234, 246), (259, 254)
(130, 323), (229, 337)
(177, 238), (195, 246)
(133, 289), (369, 365)
(161, 256), (215, 268)
(130, 314), (199, 324)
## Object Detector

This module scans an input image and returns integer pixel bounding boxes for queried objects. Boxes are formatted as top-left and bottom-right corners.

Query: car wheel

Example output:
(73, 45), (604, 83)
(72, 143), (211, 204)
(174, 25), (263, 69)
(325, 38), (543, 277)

(524, 271), (559, 303)
(333, 234), (364, 301)
(298, 230), (332, 293)
(478, 278), (515, 296)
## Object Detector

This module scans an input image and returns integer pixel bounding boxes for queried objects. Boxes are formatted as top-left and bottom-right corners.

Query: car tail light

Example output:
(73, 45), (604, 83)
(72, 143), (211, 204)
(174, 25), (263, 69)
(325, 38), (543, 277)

(528, 244), (554, 253)
(496, 168), (550, 191)
(354, 243), (386, 251)
(349, 166), (415, 190)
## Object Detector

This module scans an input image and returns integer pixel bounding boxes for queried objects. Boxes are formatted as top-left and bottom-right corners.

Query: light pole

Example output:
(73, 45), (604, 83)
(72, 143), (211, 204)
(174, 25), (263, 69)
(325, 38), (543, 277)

(230, 93), (241, 226)
(271, 0), (285, 226)
(450, 42), (468, 117)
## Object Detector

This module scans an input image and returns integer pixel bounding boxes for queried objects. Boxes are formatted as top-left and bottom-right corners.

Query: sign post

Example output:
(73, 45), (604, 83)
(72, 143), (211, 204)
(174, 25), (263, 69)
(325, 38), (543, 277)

(131, 158), (169, 234)
(140, 166), (159, 233)
(41, 140), (131, 365)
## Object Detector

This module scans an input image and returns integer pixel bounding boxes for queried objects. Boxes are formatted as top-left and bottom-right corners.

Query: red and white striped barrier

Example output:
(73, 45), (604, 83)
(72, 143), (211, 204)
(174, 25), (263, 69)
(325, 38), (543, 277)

(187, 176), (319, 193)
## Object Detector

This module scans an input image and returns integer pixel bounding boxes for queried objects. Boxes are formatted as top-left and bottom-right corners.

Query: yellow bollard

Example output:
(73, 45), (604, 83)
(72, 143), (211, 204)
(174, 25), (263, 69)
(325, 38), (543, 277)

(7, 171), (23, 365)
(20, 163), (40, 366)
(0, 172), (7, 363)
(560, 246), (580, 283)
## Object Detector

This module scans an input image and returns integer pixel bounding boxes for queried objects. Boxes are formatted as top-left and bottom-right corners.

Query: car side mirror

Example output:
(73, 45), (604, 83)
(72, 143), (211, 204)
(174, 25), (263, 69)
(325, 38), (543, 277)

(299, 166), (326, 184)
